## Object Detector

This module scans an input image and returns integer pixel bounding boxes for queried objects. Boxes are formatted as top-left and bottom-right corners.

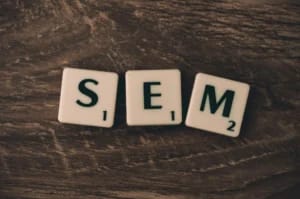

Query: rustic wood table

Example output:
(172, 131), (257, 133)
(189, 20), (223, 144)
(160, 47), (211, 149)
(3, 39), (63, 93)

(0, 0), (299, 198)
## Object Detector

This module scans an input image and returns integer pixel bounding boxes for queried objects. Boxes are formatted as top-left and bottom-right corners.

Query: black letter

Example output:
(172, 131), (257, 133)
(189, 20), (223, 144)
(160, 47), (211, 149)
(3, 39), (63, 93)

(200, 85), (235, 117)
(144, 82), (162, 109)
(76, 79), (99, 107)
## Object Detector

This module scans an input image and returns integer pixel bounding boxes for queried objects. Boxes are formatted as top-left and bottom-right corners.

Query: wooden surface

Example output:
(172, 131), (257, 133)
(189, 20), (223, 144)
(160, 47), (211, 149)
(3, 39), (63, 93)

(0, 0), (299, 198)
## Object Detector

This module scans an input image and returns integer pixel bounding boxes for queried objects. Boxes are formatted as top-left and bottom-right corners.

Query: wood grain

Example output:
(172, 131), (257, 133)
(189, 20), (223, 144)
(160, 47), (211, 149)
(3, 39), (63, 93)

(0, 0), (299, 198)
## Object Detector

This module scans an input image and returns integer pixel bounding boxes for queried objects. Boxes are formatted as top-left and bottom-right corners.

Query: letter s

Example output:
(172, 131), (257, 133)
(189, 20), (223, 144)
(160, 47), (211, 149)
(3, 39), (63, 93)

(76, 79), (99, 107)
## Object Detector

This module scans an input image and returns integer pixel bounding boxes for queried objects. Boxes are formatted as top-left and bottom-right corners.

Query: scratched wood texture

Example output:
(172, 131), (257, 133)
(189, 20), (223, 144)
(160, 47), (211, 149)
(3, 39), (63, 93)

(0, 0), (299, 198)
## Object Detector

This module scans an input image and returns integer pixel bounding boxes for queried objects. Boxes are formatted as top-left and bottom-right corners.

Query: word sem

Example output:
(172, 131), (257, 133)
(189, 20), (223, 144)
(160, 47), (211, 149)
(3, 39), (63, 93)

(58, 68), (250, 137)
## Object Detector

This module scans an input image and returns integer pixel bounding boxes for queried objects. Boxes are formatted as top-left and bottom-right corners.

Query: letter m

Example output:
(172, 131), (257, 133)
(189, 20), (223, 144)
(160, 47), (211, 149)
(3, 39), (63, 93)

(200, 85), (235, 117)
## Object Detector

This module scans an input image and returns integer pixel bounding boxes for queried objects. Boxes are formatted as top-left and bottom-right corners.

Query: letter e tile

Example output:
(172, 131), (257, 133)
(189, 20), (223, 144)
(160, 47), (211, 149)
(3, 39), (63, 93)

(126, 69), (182, 126)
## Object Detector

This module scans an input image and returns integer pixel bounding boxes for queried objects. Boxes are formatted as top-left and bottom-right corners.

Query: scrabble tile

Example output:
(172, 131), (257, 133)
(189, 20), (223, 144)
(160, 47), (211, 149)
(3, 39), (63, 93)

(185, 73), (250, 137)
(126, 69), (182, 126)
(58, 68), (118, 128)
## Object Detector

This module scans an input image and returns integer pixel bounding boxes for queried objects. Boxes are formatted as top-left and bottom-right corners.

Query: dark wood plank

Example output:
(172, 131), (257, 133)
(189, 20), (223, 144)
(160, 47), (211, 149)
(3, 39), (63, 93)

(0, 0), (299, 198)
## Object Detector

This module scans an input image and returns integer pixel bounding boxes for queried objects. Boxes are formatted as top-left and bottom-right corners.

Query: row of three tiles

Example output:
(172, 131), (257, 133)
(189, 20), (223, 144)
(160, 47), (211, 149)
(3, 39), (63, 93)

(58, 68), (250, 137)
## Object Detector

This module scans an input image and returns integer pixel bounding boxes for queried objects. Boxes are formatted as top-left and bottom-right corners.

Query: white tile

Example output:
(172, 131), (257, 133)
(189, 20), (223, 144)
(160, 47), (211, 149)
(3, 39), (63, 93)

(185, 73), (250, 137)
(126, 69), (182, 126)
(58, 68), (118, 128)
